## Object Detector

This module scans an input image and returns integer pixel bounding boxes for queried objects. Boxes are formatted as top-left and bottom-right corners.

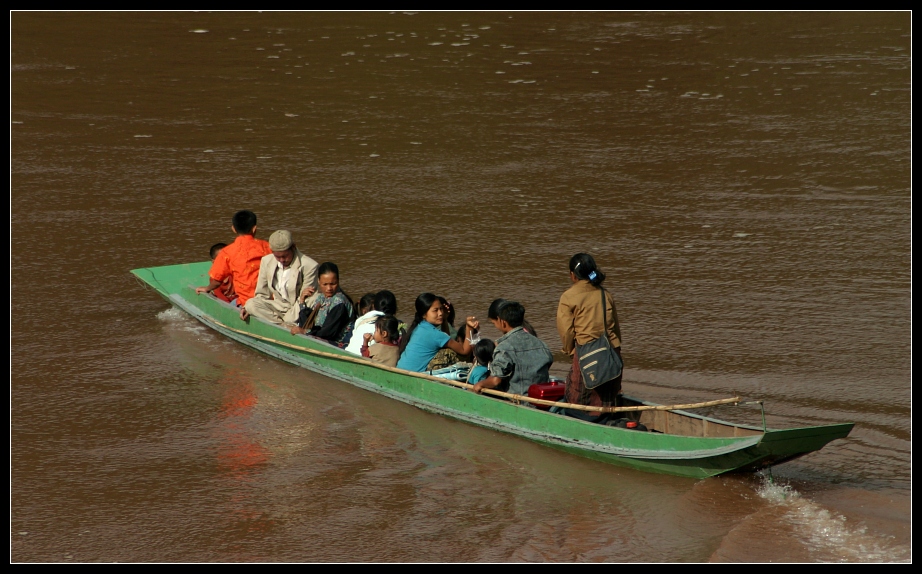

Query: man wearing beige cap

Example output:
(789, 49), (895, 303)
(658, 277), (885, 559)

(242, 230), (320, 325)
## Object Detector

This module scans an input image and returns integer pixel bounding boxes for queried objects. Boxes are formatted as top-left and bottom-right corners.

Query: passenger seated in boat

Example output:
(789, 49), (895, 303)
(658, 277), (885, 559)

(345, 293), (383, 356)
(396, 293), (479, 373)
(471, 301), (553, 399)
(426, 297), (475, 370)
(289, 262), (356, 347)
(467, 339), (495, 385)
(196, 210), (271, 314)
(208, 243), (236, 304)
(241, 230), (320, 325)
(210, 242), (227, 260)
(360, 315), (401, 368)
(374, 289), (407, 341)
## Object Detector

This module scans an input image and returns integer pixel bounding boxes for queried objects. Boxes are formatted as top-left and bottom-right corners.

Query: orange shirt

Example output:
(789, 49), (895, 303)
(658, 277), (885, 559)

(208, 235), (271, 306)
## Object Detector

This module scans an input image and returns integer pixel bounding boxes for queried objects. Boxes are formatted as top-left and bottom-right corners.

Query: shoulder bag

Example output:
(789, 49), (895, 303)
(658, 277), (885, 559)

(576, 287), (623, 389)
(296, 302), (320, 330)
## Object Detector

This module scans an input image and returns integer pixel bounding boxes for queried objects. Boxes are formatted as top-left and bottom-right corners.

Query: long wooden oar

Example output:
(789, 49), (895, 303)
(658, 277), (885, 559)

(201, 315), (740, 414)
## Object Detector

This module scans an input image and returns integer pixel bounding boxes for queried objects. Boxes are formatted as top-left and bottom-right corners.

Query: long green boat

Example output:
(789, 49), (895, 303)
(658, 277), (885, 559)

(132, 262), (854, 479)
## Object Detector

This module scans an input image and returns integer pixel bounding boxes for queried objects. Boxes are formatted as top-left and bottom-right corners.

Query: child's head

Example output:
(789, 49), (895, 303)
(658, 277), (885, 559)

(473, 339), (495, 367)
(487, 298), (507, 321)
(209, 242), (227, 261)
(231, 210), (258, 235)
(374, 290), (398, 316)
(359, 292), (377, 315)
(496, 300), (525, 330)
(373, 315), (400, 344)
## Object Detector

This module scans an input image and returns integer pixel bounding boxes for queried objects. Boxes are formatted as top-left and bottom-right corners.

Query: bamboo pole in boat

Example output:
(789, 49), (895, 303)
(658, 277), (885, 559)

(202, 316), (741, 414)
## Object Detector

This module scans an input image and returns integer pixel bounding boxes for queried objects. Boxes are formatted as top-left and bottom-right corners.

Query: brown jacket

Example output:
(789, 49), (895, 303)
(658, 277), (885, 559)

(369, 343), (400, 368)
(556, 280), (622, 355)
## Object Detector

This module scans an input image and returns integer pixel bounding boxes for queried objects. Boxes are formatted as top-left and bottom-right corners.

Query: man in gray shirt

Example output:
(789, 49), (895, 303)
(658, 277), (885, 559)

(471, 301), (553, 397)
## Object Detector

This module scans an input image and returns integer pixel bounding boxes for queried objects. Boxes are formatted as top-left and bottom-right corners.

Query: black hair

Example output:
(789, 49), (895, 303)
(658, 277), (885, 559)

(497, 301), (525, 328)
(232, 210), (258, 235)
(374, 290), (398, 316)
(316, 262), (354, 312)
(487, 298), (507, 320)
(317, 261), (340, 279)
(398, 292), (440, 355)
(359, 292), (377, 315)
(374, 315), (401, 344)
(569, 253), (606, 286)
(209, 242), (227, 261)
(473, 339), (495, 367)
(522, 319), (537, 338)
(489, 297), (537, 336)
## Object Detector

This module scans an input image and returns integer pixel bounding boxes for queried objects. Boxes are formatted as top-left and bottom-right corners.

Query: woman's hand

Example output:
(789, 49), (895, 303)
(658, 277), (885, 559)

(300, 286), (316, 303)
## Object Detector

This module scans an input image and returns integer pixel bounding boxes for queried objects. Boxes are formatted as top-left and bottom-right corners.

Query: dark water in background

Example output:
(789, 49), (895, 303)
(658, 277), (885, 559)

(11, 12), (911, 562)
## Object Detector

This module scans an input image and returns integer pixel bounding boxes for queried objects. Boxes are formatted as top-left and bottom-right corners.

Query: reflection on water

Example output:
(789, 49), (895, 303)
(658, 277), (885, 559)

(12, 11), (910, 562)
(215, 373), (270, 478)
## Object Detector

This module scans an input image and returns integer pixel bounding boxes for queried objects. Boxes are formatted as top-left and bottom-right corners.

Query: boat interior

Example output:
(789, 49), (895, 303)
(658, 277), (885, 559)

(620, 396), (763, 438)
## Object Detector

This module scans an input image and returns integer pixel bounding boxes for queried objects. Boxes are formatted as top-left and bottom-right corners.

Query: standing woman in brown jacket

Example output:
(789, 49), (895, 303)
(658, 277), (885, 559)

(556, 253), (623, 422)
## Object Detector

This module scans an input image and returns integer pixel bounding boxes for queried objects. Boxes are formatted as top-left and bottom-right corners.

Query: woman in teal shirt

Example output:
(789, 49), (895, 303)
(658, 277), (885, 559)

(396, 293), (479, 372)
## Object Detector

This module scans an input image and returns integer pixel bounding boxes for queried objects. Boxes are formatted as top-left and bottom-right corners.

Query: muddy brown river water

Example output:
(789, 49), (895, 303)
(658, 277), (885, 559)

(11, 11), (911, 562)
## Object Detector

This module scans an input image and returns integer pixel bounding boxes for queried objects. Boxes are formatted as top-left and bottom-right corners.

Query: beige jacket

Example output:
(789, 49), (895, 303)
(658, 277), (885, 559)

(252, 249), (319, 321)
(556, 280), (622, 355)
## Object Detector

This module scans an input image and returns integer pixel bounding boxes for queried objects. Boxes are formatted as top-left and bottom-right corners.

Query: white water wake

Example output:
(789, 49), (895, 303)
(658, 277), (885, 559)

(756, 477), (910, 563)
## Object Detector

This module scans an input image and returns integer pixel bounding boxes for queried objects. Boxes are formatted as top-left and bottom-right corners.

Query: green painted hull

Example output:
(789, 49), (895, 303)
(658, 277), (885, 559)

(132, 262), (854, 479)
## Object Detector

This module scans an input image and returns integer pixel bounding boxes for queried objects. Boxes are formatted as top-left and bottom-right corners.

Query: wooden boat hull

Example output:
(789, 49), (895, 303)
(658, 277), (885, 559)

(132, 262), (854, 479)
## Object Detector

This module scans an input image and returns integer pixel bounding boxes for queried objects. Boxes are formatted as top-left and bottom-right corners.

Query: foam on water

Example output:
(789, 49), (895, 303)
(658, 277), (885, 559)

(757, 477), (910, 562)
(157, 307), (198, 325)
(156, 307), (209, 335)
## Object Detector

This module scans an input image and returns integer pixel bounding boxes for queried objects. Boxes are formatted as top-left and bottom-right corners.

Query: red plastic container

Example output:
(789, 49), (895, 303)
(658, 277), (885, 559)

(528, 381), (565, 410)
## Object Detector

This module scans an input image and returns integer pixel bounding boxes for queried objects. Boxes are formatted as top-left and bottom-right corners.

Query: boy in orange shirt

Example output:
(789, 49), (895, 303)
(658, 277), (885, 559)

(196, 210), (271, 319)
